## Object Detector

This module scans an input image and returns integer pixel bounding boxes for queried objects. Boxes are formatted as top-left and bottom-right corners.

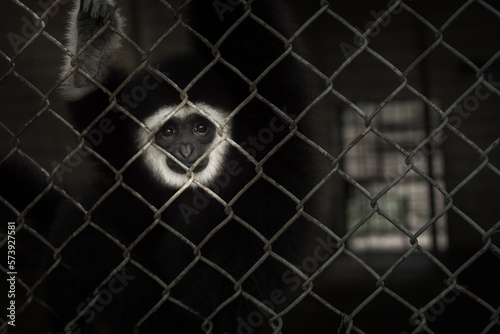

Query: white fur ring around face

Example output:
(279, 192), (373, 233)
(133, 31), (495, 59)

(137, 103), (232, 188)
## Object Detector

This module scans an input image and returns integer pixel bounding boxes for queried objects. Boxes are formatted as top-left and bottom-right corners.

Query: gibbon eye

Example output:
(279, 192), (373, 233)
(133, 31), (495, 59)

(193, 121), (209, 135)
(162, 126), (177, 138)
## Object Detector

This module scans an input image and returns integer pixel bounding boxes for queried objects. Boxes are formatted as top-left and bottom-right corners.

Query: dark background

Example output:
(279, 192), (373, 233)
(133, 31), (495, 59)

(0, 0), (499, 333)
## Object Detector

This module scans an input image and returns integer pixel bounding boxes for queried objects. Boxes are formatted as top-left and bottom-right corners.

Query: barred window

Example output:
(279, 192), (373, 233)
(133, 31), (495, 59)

(1, 1), (499, 333)
(342, 100), (448, 252)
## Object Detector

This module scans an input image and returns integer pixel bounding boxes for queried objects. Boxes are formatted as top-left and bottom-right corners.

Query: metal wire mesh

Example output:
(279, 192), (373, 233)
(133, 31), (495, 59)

(0, 0), (499, 333)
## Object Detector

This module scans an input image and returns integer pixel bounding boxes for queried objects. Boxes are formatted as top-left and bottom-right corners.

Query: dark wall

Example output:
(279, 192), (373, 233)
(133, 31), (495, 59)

(1, 1), (499, 333)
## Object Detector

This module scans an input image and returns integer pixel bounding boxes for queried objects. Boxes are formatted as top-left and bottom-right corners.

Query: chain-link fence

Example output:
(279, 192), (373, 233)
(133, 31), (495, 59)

(1, 0), (499, 333)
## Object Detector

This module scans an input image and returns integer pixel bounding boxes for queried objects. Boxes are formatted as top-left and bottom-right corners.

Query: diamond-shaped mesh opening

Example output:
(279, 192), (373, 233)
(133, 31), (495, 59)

(1, 1), (499, 333)
(443, 2), (500, 65)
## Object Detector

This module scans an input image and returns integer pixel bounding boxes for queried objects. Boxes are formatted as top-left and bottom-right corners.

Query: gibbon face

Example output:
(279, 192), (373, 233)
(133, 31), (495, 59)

(136, 103), (232, 188)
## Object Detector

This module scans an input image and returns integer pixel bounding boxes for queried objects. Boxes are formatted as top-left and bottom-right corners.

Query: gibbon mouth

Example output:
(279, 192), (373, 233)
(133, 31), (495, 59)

(166, 158), (209, 174)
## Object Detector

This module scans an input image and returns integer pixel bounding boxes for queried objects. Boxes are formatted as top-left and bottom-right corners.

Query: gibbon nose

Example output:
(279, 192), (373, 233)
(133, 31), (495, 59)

(179, 143), (194, 159)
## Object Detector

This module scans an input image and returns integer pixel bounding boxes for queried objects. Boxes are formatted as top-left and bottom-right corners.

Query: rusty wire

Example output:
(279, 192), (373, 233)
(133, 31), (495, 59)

(1, 0), (499, 333)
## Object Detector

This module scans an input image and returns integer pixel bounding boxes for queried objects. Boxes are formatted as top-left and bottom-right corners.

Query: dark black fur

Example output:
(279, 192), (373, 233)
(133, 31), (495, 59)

(2, 1), (320, 333)
(0, 154), (63, 235)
